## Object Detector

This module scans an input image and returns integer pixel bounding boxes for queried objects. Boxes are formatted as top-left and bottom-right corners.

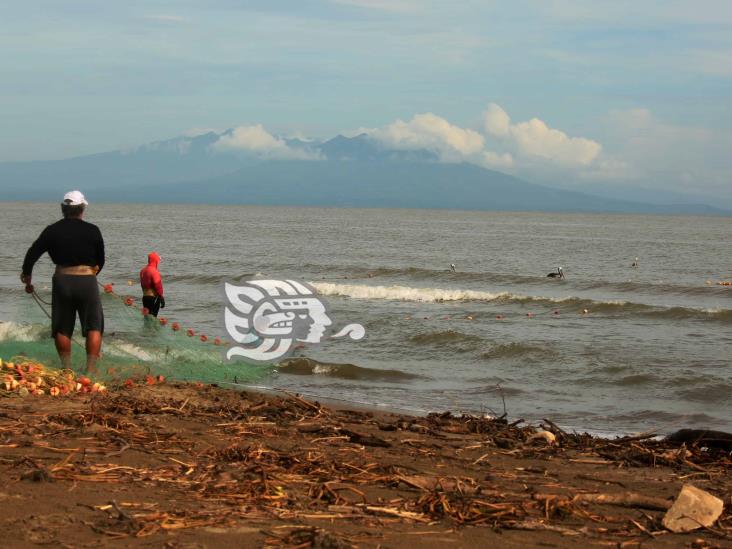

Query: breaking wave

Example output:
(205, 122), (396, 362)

(311, 282), (508, 303)
(312, 265), (730, 299)
(311, 282), (732, 322)
(0, 321), (48, 342)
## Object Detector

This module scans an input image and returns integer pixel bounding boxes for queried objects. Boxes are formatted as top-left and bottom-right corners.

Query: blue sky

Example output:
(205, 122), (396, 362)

(1, 0), (731, 199)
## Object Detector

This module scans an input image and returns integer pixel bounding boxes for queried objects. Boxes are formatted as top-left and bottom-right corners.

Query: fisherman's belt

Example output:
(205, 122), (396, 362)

(55, 265), (97, 276)
(142, 288), (158, 297)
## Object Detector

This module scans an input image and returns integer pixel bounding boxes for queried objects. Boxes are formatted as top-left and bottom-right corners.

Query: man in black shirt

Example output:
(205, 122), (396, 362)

(21, 191), (105, 374)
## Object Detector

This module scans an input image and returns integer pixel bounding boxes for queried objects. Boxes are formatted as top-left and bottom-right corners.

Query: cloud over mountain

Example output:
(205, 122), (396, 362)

(483, 104), (602, 166)
(211, 125), (321, 160)
(178, 100), (728, 203)
(353, 104), (600, 173)
(364, 113), (485, 162)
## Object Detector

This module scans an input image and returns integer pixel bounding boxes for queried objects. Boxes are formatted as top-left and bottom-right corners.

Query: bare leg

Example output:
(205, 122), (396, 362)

(85, 330), (102, 375)
(54, 333), (72, 369)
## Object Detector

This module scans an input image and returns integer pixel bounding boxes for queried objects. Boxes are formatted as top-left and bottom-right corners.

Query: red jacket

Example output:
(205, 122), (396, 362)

(140, 252), (164, 296)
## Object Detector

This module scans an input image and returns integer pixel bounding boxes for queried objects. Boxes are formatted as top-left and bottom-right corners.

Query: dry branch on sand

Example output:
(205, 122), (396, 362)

(0, 375), (730, 547)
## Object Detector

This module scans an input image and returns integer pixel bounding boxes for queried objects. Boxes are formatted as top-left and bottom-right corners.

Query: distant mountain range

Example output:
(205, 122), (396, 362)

(0, 131), (727, 215)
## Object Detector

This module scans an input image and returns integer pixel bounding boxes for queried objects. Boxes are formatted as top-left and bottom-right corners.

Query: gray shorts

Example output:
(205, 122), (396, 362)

(51, 275), (104, 337)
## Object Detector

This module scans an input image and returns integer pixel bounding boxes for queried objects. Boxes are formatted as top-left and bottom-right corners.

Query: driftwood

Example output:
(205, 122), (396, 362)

(0, 381), (729, 547)
(665, 429), (732, 451)
(573, 492), (672, 511)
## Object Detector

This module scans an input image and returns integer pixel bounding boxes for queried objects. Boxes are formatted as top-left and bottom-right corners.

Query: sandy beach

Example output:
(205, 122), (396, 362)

(0, 380), (729, 548)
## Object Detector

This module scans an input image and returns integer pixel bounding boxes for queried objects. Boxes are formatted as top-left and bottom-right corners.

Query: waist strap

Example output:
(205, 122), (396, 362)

(55, 265), (97, 276)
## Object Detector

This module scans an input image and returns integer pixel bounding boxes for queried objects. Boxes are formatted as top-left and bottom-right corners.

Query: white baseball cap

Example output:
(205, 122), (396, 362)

(62, 190), (88, 206)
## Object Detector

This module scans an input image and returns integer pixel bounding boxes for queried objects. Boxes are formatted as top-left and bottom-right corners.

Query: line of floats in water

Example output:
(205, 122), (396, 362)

(97, 273), (731, 348)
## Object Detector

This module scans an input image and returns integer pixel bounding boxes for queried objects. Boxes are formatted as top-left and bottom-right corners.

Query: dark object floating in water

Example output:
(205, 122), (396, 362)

(547, 267), (564, 279)
(665, 429), (732, 451)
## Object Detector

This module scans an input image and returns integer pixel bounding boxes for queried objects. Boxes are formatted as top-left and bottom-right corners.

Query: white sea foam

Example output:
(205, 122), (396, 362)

(310, 282), (586, 305)
(311, 282), (509, 303)
(312, 364), (335, 375)
(105, 341), (154, 361)
(0, 321), (47, 342)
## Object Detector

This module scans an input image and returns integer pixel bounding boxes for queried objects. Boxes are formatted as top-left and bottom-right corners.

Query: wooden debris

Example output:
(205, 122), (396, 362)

(0, 374), (729, 547)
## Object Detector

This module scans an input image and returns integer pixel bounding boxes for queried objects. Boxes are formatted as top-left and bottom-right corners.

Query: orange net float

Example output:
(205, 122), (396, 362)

(171, 322), (180, 331)
(125, 297), (134, 306)
(214, 337), (222, 346)
(187, 328), (195, 337)
(199, 334), (208, 342)
(526, 312), (535, 318)
(495, 315), (504, 320)
(141, 307), (149, 316)
(103, 284), (114, 294)
(159, 317), (168, 326)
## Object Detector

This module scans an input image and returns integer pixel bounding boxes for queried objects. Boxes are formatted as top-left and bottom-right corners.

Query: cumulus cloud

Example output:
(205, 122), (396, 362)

(366, 113), (485, 161)
(355, 104), (727, 199)
(512, 119), (601, 165)
(360, 105), (603, 175)
(483, 103), (602, 166)
(211, 124), (320, 160)
(483, 104), (511, 137)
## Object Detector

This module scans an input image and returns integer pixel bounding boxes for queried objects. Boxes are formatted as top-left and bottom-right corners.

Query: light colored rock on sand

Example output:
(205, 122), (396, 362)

(662, 484), (723, 533)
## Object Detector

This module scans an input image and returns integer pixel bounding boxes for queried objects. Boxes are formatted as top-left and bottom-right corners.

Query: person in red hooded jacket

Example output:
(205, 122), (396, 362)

(140, 252), (165, 317)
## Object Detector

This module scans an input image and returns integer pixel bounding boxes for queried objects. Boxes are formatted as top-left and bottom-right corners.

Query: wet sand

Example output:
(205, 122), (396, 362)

(0, 382), (730, 548)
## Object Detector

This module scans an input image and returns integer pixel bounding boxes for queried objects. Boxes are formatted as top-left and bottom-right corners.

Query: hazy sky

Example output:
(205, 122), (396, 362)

(2, 1), (731, 198)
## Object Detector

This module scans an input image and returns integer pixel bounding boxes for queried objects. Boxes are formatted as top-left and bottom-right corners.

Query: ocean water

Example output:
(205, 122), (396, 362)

(1, 202), (731, 435)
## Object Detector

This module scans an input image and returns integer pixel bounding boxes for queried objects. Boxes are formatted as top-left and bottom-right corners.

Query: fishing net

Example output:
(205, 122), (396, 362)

(0, 282), (269, 386)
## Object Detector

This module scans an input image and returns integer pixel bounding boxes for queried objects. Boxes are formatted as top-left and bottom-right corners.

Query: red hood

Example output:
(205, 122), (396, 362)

(147, 252), (161, 268)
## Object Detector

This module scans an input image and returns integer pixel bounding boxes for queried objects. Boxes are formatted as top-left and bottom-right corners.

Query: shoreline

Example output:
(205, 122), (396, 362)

(206, 380), (654, 440)
(0, 379), (729, 547)
(173, 373), (706, 440)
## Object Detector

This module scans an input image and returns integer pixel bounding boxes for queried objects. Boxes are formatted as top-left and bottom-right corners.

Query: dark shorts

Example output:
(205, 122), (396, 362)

(142, 295), (162, 317)
(52, 275), (104, 337)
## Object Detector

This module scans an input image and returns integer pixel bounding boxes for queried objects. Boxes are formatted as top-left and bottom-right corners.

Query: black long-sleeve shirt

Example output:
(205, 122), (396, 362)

(22, 218), (105, 276)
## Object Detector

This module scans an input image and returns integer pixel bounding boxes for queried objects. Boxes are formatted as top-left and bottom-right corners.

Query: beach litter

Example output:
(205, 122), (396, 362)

(0, 365), (729, 546)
